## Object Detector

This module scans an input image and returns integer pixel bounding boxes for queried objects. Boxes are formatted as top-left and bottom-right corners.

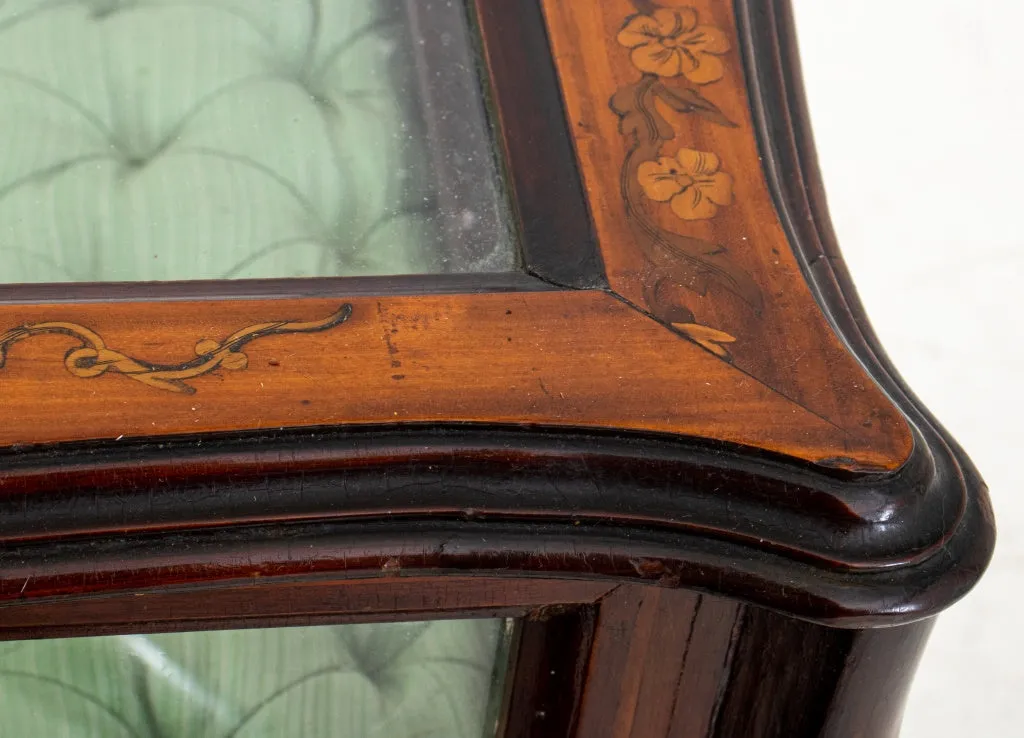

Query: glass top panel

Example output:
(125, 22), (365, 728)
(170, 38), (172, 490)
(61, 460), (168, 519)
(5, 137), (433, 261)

(0, 616), (514, 737)
(0, 0), (516, 284)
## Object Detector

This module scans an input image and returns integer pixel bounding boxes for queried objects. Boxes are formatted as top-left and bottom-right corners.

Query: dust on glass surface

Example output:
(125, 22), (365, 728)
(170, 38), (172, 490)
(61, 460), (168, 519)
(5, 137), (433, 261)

(0, 617), (514, 737)
(0, 0), (515, 284)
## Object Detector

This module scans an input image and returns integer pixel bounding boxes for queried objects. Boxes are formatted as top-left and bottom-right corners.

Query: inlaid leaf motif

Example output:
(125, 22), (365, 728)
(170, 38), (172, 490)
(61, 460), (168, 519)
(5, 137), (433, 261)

(653, 82), (735, 127)
(611, 2), (763, 343)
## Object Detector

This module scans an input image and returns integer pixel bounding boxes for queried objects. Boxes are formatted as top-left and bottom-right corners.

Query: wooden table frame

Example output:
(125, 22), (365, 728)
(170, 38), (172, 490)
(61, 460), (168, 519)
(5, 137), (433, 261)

(0, 1), (994, 736)
(0, 565), (933, 738)
(0, 0), (910, 469)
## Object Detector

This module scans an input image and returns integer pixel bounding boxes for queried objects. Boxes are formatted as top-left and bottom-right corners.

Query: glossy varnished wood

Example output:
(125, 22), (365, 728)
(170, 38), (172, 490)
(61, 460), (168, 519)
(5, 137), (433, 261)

(710, 607), (934, 738)
(499, 605), (595, 738)
(0, 2), (996, 734)
(472, 0), (606, 288)
(0, 423), (990, 626)
(0, 0), (992, 628)
(0, 291), (907, 467)
(0, 0), (917, 475)
(0, 574), (613, 641)
(569, 584), (933, 738)
(573, 586), (741, 737)
(538, 0), (913, 466)
(0, 270), (552, 304)
(0, 561), (935, 738)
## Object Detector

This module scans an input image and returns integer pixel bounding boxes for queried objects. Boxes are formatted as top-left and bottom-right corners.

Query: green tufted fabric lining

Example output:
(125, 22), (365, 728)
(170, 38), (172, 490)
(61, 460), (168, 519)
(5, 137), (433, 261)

(0, 618), (508, 737)
(0, 0), (514, 284)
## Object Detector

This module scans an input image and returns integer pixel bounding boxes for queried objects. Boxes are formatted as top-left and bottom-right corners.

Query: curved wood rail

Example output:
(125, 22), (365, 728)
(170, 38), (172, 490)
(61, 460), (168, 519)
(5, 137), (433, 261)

(0, 0), (993, 629)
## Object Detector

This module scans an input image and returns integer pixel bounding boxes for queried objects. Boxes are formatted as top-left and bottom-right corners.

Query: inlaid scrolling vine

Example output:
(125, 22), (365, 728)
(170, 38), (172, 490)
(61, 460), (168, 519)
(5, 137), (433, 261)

(0, 304), (352, 394)
(613, 2), (762, 359)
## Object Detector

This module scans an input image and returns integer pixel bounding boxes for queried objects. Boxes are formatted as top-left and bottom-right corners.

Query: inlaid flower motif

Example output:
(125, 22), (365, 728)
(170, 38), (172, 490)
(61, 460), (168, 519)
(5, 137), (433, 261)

(672, 322), (737, 359)
(637, 148), (733, 220)
(617, 8), (730, 83)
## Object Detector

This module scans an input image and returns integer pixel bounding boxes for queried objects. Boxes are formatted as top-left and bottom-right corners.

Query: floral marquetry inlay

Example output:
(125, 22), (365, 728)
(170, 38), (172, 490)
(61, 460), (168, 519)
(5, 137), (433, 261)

(638, 148), (734, 221)
(617, 8), (731, 84)
(611, 2), (759, 359)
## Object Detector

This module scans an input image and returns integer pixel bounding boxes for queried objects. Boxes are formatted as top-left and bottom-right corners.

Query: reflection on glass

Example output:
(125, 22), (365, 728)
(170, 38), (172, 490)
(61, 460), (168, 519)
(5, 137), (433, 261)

(0, 0), (515, 284)
(0, 618), (512, 737)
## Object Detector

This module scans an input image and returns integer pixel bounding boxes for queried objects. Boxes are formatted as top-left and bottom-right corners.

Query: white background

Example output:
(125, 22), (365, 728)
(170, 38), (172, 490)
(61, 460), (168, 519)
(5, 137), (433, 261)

(791, 1), (1023, 734)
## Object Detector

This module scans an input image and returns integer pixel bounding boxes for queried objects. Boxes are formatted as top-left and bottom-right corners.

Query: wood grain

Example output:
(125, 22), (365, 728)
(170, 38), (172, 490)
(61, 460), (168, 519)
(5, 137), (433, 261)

(0, 291), (907, 468)
(0, 574), (614, 639)
(0, 0), (917, 472)
(538, 0), (914, 466)
(571, 585), (934, 738)
(500, 605), (596, 738)
(0, 4), (993, 733)
(0, 570), (937, 738)
(711, 605), (934, 738)
(574, 586), (742, 738)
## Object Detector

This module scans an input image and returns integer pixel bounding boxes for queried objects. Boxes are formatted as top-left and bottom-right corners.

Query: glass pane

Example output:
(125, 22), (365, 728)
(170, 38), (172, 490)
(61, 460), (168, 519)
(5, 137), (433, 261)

(0, 617), (514, 737)
(0, 0), (515, 284)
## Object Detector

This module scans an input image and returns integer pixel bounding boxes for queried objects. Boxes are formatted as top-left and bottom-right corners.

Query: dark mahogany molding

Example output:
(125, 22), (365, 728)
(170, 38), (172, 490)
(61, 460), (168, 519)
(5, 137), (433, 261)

(0, 0), (992, 629)
(0, 2), (993, 735)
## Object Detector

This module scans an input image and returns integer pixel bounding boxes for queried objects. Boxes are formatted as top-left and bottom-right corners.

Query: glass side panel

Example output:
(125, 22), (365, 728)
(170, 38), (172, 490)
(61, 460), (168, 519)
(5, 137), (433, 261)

(0, 0), (516, 284)
(0, 617), (514, 737)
